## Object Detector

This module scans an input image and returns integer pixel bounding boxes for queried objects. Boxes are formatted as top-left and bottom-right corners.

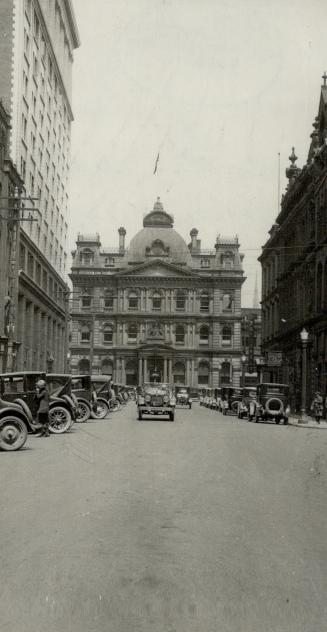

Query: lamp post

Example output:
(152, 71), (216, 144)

(298, 328), (309, 424)
(241, 354), (247, 387)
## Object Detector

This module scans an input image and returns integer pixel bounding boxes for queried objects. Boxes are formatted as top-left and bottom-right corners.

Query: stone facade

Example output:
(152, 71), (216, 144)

(0, 0), (80, 275)
(70, 199), (245, 387)
(0, 100), (68, 373)
(259, 78), (327, 408)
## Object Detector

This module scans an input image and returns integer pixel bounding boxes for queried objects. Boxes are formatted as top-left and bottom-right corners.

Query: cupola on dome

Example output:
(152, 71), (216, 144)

(127, 198), (192, 265)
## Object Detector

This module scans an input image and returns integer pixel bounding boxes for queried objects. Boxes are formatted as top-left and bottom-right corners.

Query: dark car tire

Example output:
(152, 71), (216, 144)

(284, 417), (289, 425)
(169, 413), (175, 421)
(189, 403), (192, 409)
(138, 411), (142, 420)
(76, 401), (91, 423)
(91, 400), (109, 419)
(275, 419), (281, 424)
(255, 414), (259, 423)
(49, 406), (72, 433)
(0, 416), (28, 451)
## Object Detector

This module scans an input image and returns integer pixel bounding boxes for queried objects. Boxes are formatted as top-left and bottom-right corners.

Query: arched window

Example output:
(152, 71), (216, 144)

(103, 324), (113, 345)
(175, 325), (185, 344)
(220, 361), (231, 385)
(198, 362), (209, 385)
(128, 291), (138, 310)
(200, 292), (209, 312)
(103, 290), (114, 310)
(102, 359), (113, 375)
(199, 325), (209, 344)
(176, 291), (186, 311)
(128, 324), (137, 342)
(126, 360), (137, 386)
(317, 262), (323, 311)
(173, 362), (185, 385)
(152, 292), (162, 311)
(222, 325), (232, 346)
(81, 325), (91, 342)
(78, 358), (90, 373)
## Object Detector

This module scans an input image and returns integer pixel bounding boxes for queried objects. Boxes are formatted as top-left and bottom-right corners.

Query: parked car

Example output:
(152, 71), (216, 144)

(71, 375), (97, 422)
(137, 383), (176, 421)
(253, 383), (290, 424)
(175, 386), (192, 408)
(0, 372), (73, 433)
(189, 388), (199, 402)
(221, 386), (242, 415)
(90, 375), (120, 417)
(212, 387), (222, 411)
(46, 373), (77, 426)
(0, 394), (36, 451)
(237, 387), (257, 419)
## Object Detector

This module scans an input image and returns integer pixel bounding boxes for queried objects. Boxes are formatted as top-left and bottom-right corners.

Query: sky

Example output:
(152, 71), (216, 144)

(68, 0), (327, 306)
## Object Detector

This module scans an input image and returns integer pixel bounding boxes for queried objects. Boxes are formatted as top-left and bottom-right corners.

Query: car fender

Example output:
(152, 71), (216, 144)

(76, 397), (92, 411)
(0, 406), (31, 430)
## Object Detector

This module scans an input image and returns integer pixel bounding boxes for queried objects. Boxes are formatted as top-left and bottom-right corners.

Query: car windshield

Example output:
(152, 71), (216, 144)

(144, 385), (168, 396)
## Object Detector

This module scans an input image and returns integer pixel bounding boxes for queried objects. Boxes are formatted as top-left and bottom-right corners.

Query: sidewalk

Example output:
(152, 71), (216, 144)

(288, 415), (327, 429)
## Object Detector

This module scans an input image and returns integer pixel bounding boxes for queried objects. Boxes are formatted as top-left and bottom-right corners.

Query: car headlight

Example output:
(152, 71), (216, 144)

(145, 394), (151, 403)
(163, 395), (169, 403)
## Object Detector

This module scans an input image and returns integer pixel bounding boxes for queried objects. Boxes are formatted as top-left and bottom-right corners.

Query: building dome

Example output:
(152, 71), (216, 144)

(127, 198), (192, 266)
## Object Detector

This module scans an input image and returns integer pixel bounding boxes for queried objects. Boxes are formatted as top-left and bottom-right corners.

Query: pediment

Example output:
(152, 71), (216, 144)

(116, 259), (199, 278)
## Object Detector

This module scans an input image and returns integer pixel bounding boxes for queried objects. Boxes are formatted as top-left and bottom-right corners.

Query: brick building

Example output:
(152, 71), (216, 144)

(69, 199), (246, 387)
(259, 77), (327, 408)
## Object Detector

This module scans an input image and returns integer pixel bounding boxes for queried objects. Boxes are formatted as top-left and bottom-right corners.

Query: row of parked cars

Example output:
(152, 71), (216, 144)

(200, 383), (290, 425)
(0, 372), (133, 452)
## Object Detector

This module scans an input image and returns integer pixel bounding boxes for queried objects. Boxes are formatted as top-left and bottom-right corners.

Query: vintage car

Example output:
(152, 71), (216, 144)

(202, 387), (213, 408)
(71, 375), (97, 422)
(221, 386), (243, 415)
(253, 383), (290, 424)
(175, 386), (192, 409)
(90, 375), (121, 416)
(211, 387), (222, 411)
(237, 387), (257, 419)
(137, 383), (176, 421)
(46, 373), (77, 424)
(0, 394), (36, 451)
(0, 372), (73, 433)
(189, 388), (199, 402)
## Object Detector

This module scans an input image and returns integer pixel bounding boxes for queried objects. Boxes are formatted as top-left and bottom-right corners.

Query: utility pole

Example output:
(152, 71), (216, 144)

(0, 189), (39, 370)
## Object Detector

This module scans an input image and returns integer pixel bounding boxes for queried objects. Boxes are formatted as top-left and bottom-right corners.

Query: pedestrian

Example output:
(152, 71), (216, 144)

(35, 379), (50, 437)
(310, 391), (323, 424)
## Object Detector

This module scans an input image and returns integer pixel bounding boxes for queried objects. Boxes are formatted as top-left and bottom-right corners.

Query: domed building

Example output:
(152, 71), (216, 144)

(69, 198), (245, 387)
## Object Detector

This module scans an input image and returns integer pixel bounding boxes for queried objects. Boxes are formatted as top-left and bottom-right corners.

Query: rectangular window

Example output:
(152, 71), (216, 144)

(104, 331), (113, 343)
(81, 330), (90, 342)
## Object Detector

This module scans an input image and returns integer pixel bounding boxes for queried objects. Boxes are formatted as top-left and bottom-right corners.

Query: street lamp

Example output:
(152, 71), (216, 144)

(298, 328), (309, 424)
(241, 354), (247, 387)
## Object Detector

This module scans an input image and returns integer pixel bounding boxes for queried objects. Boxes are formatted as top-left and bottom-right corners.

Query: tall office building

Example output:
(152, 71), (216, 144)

(0, 0), (80, 275)
(0, 0), (79, 372)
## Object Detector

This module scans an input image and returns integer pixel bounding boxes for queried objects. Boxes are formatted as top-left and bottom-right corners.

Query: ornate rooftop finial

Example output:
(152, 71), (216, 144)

(286, 147), (301, 186)
(322, 71), (327, 87)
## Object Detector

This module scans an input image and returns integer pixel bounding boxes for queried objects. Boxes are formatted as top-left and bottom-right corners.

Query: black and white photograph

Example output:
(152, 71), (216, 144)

(1, 1), (327, 630)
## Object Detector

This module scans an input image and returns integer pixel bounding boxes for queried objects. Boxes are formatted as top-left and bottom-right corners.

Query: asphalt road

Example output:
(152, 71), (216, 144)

(1, 402), (327, 632)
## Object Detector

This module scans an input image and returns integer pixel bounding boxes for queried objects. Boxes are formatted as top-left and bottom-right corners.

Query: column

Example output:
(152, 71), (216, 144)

(121, 357), (125, 384)
(17, 295), (26, 370)
(164, 357), (168, 382)
(26, 302), (34, 370)
(168, 358), (172, 383)
(191, 359), (195, 386)
(144, 357), (148, 382)
(138, 357), (142, 385)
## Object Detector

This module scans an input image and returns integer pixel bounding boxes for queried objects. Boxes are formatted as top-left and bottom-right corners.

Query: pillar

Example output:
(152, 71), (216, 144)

(164, 357), (168, 382)
(144, 357), (148, 382)
(138, 357), (142, 385)
(168, 358), (172, 383)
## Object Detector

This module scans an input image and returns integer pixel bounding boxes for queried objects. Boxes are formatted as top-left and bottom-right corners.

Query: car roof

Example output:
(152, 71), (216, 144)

(0, 372), (45, 377)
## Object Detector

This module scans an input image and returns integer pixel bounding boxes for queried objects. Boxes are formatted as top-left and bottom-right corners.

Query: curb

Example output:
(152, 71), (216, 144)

(288, 416), (327, 429)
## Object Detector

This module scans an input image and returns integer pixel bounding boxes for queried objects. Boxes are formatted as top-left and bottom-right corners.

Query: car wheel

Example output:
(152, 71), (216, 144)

(169, 412), (175, 421)
(76, 401), (91, 423)
(138, 411), (142, 420)
(284, 417), (289, 425)
(275, 419), (281, 424)
(255, 414), (259, 423)
(189, 404), (192, 409)
(91, 400), (109, 419)
(49, 407), (72, 434)
(0, 416), (28, 451)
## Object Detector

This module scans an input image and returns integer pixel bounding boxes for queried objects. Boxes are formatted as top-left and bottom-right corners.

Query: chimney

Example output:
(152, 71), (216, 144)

(118, 227), (126, 253)
(190, 228), (198, 251)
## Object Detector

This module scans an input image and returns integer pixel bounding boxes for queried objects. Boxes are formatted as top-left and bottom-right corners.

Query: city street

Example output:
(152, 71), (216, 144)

(1, 402), (327, 632)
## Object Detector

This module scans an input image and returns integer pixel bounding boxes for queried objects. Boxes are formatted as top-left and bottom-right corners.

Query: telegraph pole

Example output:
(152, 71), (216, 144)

(0, 189), (39, 370)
